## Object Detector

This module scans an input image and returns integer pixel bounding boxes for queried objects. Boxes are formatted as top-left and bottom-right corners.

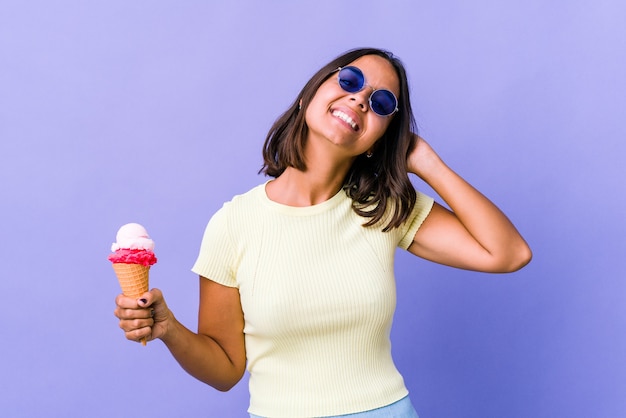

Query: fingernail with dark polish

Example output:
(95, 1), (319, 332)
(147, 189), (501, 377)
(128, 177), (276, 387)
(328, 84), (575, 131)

(139, 298), (148, 305)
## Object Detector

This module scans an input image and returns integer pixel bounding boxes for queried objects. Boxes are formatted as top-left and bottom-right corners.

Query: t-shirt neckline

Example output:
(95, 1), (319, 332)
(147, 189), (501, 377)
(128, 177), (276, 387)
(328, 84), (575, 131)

(257, 180), (347, 216)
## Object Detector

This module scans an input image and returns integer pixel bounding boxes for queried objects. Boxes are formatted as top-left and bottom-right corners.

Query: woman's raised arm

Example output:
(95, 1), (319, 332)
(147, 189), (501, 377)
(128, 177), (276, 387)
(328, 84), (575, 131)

(407, 135), (532, 273)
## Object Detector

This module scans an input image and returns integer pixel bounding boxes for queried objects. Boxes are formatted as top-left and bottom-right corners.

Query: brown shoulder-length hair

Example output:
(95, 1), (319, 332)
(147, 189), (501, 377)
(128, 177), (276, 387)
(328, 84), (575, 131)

(260, 47), (418, 231)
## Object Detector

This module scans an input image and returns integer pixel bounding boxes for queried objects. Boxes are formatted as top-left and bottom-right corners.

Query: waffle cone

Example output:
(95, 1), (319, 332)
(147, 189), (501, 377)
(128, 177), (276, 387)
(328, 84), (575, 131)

(112, 263), (150, 298)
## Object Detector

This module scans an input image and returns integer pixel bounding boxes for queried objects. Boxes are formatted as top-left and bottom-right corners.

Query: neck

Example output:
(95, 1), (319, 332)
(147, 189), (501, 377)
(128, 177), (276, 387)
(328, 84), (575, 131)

(266, 134), (357, 207)
(266, 166), (345, 207)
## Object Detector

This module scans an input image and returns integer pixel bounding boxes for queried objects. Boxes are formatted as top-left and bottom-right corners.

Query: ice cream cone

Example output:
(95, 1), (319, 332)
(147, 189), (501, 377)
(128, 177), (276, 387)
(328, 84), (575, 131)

(112, 263), (150, 345)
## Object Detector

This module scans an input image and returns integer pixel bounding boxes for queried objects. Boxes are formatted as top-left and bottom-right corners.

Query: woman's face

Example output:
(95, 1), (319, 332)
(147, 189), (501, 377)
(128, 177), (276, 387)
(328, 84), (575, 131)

(304, 54), (400, 159)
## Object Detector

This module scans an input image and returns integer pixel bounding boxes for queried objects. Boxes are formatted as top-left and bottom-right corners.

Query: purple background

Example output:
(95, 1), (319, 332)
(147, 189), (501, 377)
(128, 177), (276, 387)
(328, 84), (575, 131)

(1, 1), (625, 417)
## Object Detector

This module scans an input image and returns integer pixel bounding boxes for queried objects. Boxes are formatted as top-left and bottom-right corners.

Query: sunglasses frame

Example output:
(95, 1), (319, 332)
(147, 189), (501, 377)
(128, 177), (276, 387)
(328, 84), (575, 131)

(336, 66), (399, 117)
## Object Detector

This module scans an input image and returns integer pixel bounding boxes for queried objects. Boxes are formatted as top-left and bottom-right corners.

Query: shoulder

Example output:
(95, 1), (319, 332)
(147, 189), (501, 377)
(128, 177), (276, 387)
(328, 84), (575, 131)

(203, 183), (266, 231)
(365, 190), (434, 230)
(219, 183), (267, 213)
(362, 191), (434, 247)
(397, 191), (434, 248)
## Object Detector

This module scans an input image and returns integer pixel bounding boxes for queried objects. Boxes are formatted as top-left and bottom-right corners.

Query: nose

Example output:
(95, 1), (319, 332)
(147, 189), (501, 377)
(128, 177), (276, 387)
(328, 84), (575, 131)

(349, 90), (371, 112)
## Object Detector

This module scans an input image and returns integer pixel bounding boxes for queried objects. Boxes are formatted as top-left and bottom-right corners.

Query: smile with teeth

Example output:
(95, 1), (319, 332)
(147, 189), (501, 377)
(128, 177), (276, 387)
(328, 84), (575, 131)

(332, 110), (358, 130)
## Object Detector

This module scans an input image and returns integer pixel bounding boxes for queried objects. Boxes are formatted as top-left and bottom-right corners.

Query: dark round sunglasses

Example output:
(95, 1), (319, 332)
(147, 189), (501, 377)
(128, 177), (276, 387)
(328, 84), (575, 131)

(336, 66), (399, 117)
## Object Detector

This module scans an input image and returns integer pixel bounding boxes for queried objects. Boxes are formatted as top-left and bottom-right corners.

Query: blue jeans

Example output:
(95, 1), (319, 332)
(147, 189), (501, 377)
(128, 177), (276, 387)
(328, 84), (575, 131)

(249, 395), (419, 418)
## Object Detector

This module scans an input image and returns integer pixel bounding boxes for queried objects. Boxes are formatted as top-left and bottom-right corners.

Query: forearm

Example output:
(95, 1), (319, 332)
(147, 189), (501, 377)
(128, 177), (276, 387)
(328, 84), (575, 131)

(160, 314), (244, 391)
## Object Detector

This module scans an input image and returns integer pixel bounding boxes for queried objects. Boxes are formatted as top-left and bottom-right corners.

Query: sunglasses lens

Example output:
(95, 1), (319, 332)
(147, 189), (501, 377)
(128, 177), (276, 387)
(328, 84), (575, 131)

(338, 67), (364, 93)
(370, 90), (398, 116)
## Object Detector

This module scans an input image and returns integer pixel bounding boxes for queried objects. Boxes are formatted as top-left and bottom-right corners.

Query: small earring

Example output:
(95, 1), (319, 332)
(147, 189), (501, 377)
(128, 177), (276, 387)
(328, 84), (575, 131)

(366, 151), (373, 158)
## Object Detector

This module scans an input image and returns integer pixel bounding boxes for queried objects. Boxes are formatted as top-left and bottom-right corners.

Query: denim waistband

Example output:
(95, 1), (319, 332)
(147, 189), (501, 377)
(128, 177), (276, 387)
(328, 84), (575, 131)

(249, 395), (419, 418)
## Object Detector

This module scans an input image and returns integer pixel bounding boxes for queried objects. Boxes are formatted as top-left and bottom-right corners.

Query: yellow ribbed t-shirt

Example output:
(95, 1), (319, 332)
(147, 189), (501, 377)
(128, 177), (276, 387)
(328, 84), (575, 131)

(192, 182), (434, 418)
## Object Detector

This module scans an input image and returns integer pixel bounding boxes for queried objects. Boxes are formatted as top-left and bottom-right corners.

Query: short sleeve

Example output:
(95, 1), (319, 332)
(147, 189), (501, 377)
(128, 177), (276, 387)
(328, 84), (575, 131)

(191, 203), (238, 288)
(398, 191), (434, 250)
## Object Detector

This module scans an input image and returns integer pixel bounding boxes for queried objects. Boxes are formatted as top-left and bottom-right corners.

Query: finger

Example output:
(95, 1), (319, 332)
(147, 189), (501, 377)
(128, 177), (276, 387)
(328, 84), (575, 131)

(125, 326), (152, 344)
(115, 294), (140, 309)
(114, 305), (155, 320)
(119, 316), (154, 333)
(137, 288), (163, 308)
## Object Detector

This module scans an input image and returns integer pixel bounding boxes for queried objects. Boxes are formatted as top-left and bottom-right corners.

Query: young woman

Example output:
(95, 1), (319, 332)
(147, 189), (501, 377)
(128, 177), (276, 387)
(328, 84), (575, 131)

(114, 47), (531, 418)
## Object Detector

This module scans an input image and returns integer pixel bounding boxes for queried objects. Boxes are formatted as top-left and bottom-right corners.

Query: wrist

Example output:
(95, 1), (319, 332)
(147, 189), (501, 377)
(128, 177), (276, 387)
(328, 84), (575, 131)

(411, 149), (446, 182)
(407, 135), (445, 179)
(159, 310), (180, 344)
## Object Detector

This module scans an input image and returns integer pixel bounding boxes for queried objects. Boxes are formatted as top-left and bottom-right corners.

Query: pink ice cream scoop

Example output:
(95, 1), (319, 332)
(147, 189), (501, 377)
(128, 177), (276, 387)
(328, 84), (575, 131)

(108, 223), (157, 266)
